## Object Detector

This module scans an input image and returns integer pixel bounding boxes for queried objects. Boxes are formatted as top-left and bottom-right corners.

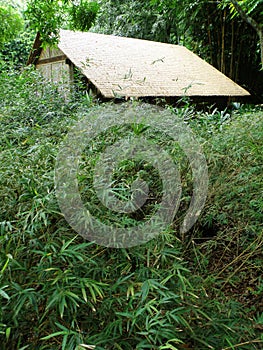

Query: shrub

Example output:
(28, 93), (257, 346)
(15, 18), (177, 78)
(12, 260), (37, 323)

(0, 69), (262, 349)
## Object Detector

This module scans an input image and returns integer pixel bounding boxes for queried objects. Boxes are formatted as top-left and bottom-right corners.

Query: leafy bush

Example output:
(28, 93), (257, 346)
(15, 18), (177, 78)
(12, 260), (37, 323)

(0, 28), (35, 70)
(0, 4), (23, 49)
(0, 69), (262, 349)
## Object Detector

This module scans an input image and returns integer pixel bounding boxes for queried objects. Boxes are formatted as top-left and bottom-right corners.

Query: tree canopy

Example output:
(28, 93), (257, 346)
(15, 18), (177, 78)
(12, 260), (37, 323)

(0, 5), (23, 49)
(25, 0), (99, 45)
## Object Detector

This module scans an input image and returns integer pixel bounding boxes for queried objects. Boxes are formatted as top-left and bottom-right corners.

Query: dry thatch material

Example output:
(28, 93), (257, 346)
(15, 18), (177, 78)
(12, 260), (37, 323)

(30, 29), (250, 98)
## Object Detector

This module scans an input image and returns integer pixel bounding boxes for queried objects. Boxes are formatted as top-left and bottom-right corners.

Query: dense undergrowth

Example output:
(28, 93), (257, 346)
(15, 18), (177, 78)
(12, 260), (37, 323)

(0, 69), (262, 349)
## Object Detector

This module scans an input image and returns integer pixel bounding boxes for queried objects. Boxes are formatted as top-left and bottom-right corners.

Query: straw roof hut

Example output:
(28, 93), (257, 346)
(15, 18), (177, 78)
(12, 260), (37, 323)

(28, 29), (250, 101)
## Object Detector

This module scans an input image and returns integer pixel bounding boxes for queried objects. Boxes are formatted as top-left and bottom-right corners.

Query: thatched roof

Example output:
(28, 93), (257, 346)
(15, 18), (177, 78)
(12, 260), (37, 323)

(29, 29), (250, 98)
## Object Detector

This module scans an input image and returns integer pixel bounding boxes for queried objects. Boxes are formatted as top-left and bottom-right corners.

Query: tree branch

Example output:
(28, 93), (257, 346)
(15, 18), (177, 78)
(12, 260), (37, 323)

(230, 0), (263, 66)
(229, 0), (261, 34)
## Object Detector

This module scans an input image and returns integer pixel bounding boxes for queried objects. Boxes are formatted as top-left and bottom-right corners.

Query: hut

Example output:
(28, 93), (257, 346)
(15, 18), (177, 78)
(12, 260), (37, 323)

(28, 29), (250, 103)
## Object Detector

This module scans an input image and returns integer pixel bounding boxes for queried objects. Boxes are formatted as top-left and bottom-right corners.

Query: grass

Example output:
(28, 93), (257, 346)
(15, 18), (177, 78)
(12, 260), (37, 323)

(0, 69), (262, 349)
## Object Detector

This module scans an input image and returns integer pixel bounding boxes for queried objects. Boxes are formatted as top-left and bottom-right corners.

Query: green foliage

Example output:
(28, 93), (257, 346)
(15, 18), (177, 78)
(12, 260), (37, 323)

(0, 5), (23, 49)
(203, 109), (263, 231)
(221, 0), (263, 19)
(0, 70), (262, 349)
(0, 0), (26, 11)
(70, 1), (99, 31)
(0, 2), (34, 70)
(0, 28), (35, 70)
(25, 0), (100, 45)
(94, 0), (180, 43)
(25, 0), (65, 45)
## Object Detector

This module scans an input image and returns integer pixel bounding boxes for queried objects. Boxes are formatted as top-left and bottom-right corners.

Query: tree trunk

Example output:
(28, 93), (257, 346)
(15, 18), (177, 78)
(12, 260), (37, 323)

(229, 20), (235, 79)
(221, 9), (226, 73)
(259, 29), (263, 67)
(230, 0), (263, 67)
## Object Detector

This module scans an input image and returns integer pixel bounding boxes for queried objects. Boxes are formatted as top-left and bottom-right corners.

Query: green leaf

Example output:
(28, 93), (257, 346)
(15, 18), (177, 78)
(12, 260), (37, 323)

(41, 331), (68, 340)
(0, 287), (10, 300)
(5, 327), (11, 340)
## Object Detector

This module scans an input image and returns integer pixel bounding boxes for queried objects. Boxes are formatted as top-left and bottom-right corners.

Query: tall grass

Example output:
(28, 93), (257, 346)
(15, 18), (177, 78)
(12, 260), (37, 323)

(0, 69), (262, 349)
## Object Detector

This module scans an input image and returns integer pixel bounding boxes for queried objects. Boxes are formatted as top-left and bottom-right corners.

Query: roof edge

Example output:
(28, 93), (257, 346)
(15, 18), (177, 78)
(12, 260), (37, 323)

(27, 32), (43, 65)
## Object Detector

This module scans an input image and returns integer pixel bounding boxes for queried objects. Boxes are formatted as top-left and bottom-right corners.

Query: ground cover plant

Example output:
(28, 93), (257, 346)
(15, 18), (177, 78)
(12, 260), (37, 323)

(0, 69), (262, 349)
